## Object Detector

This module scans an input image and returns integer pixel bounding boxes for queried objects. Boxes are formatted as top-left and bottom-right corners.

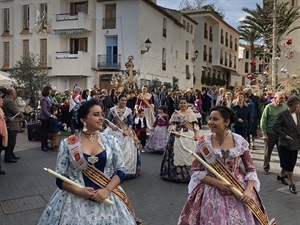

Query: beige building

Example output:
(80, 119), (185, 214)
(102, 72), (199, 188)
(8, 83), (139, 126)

(0, 0), (197, 91)
(185, 10), (240, 90)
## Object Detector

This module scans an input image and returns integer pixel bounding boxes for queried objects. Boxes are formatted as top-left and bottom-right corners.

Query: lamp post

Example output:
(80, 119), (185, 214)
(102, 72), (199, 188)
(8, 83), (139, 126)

(192, 50), (199, 84)
(141, 38), (152, 54)
(191, 50), (199, 62)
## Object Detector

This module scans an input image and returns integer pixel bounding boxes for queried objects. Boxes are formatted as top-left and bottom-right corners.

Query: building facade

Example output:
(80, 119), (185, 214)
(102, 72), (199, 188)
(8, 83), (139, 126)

(0, 0), (197, 91)
(185, 10), (240, 90)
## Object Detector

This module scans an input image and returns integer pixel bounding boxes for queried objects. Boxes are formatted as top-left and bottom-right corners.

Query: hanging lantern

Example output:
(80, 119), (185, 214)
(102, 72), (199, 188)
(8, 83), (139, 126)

(286, 39), (292, 45)
(280, 67), (287, 74)
(250, 60), (256, 66)
(246, 73), (254, 80)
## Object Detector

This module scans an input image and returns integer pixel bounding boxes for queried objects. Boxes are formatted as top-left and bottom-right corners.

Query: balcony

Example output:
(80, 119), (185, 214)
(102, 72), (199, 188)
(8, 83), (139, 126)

(52, 51), (91, 75)
(52, 12), (92, 34)
(97, 54), (121, 70)
(102, 18), (116, 29)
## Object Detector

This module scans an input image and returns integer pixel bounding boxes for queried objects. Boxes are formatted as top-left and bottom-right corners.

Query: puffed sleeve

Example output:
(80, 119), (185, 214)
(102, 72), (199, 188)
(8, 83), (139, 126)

(187, 152), (207, 194)
(55, 139), (71, 189)
(241, 149), (260, 192)
(110, 136), (126, 182)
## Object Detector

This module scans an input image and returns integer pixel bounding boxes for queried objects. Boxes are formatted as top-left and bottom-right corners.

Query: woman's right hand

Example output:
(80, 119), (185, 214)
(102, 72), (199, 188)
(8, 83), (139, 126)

(215, 180), (232, 192)
(76, 187), (95, 200)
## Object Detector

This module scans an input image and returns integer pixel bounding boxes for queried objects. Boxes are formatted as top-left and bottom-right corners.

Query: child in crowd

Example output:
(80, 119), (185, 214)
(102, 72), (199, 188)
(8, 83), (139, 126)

(146, 106), (169, 152)
(133, 109), (149, 152)
(49, 106), (66, 150)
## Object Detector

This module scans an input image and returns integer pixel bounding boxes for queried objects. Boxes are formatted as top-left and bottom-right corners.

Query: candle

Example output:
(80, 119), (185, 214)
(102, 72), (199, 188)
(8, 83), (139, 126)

(44, 168), (113, 205)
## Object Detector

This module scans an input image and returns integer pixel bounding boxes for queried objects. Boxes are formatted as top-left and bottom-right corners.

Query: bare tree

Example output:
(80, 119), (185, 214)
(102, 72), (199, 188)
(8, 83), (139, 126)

(179, 0), (225, 18)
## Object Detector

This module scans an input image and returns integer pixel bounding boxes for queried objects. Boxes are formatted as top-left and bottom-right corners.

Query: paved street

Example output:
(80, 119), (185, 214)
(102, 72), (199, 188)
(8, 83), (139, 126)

(0, 129), (300, 225)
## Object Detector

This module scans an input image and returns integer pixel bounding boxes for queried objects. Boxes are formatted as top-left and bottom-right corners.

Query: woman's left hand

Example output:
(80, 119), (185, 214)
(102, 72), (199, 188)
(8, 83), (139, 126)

(92, 188), (110, 203)
(241, 188), (253, 203)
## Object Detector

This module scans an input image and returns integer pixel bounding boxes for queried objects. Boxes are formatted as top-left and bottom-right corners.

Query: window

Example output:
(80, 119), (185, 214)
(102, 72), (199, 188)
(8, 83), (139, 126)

(234, 56), (237, 69)
(162, 48), (166, 70)
(186, 65), (191, 79)
(209, 26), (213, 41)
(40, 3), (47, 13)
(163, 18), (167, 37)
(245, 62), (249, 73)
(4, 8), (10, 32)
(187, 22), (190, 33)
(23, 40), (29, 58)
(209, 47), (212, 62)
(3, 42), (10, 67)
(176, 50), (178, 59)
(70, 38), (88, 54)
(229, 54), (232, 67)
(185, 41), (189, 60)
(230, 35), (233, 48)
(103, 4), (116, 29)
(70, 1), (88, 15)
(234, 38), (238, 51)
(221, 29), (224, 44)
(225, 52), (228, 66)
(204, 23), (208, 39)
(183, 20), (186, 30)
(245, 50), (249, 59)
(23, 5), (30, 30)
(225, 32), (228, 46)
(259, 64), (263, 72)
(190, 25), (193, 34)
(40, 39), (47, 66)
(203, 45), (207, 61)
(220, 49), (223, 64)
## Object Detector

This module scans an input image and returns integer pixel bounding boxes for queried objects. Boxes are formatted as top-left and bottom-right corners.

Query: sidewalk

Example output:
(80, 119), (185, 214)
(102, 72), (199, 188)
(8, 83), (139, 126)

(0, 128), (300, 225)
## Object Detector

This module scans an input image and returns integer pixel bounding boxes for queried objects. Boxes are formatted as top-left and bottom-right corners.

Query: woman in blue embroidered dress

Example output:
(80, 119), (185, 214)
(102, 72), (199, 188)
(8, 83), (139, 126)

(104, 94), (141, 179)
(38, 99), (137, 225)
(178, 106), (264, 225)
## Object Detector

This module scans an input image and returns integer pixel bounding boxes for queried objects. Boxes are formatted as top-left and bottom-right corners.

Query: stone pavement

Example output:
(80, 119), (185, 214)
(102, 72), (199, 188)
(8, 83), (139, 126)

(0, 129), (300, 225)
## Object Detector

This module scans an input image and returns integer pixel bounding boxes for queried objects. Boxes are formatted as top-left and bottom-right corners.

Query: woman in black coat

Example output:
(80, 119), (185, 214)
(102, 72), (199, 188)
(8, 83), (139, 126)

(273, 95), (300, 194)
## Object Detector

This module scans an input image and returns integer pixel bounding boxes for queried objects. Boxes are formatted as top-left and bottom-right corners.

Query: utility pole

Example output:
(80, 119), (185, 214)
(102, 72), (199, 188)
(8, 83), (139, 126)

(271, 0), (277, 93)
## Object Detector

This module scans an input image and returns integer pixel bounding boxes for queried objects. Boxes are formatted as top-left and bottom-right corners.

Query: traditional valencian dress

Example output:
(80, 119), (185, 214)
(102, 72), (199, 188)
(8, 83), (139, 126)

(135, 93), (155, 130)
(160, 109), (199, 182)
(104, 106), (141, 179)
(146, 113), (169, 152)
(38, 133), (137, 225)
(178, 132), (262, 225)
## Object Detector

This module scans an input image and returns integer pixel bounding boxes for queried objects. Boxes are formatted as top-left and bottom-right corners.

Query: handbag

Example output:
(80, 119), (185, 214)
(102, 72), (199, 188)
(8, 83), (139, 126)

(24, 105), (33, 114)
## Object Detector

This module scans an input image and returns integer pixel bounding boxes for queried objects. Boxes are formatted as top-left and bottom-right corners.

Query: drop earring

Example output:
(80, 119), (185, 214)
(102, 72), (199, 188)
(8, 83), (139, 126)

(83, 122), (88, 132)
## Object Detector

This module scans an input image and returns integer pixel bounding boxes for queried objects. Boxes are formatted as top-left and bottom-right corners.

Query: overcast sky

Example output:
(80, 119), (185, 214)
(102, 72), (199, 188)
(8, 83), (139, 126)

(156, 0), (262, 29)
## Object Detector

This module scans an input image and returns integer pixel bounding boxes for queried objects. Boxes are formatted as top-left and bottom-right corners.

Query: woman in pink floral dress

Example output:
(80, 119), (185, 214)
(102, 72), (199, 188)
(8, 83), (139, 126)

(178, 106), (266, 225)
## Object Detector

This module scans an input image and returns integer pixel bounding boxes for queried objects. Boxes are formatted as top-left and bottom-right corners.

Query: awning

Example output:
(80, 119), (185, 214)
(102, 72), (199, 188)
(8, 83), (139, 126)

(54, 29), (83, 35)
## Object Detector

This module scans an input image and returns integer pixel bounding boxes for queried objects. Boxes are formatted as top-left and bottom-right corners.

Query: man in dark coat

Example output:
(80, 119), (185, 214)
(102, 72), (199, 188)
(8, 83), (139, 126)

(244, 88), (262, 149)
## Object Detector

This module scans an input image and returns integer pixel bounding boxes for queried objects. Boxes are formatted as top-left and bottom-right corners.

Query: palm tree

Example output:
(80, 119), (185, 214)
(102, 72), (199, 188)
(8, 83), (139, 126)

(239, 1), (300, 55)
(238, 26), (261, 74)
(239, 0), (300, 89)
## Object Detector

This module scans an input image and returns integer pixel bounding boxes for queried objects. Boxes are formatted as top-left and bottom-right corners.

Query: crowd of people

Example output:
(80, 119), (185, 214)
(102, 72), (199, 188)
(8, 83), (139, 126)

(0, 82), (299, 224)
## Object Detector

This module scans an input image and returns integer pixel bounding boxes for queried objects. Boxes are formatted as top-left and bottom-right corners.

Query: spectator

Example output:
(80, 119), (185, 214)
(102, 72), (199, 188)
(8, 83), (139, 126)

(101, 89), (114, 117)
(49, 106), (66, 150)
(201, 89), (211, 125)
(215, 87), (225, 106)
(210, 85), (218, 106)
(260, 92), (287, 175)
(0, 92), (8, 174)
(81, 89), (90, 101)
(39, 86), (53, 152)
(159, 85), (167, 106)
(2, 87), (24, 162)
(69, 86), (82, 134)
(15, 89), (26, 131)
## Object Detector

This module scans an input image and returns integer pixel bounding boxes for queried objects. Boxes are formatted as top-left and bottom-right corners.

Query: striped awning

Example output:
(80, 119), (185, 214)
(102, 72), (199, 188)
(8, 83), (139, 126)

(54, 29), (83, 35)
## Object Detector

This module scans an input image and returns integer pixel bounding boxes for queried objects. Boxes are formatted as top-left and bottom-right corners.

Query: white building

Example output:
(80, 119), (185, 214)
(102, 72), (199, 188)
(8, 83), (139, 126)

(185, 10), (240, 90)
(0, 0), (197, 91)
(237, 44), (266, 90)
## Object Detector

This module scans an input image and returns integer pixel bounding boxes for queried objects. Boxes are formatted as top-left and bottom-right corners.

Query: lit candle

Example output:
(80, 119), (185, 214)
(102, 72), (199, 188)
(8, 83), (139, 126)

(44, 168), (113, 205)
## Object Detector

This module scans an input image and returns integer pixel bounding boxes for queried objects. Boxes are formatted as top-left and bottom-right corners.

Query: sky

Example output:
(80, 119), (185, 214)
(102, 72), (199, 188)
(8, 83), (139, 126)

(156, 0), (263, 29)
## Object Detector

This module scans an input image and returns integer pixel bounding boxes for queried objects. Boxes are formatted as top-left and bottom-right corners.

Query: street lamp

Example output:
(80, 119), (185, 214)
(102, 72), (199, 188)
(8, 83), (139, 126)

(191, 50), (199, 62)
(141, 38), (152, 54)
